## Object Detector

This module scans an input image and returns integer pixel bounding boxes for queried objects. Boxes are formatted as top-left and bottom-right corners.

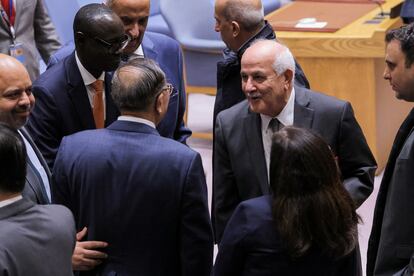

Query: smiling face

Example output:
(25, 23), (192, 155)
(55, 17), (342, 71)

(240, 42), (292, 117)
(0, 55), (34, 129)
(384, 39), (414, 102)
(110, 0), (150, 54)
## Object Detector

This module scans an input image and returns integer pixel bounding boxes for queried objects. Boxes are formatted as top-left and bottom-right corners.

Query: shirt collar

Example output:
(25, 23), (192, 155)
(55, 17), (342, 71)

(260, 87), (295, 131)
(131, 45), (144, 58)
(75, 52), (105, 86)
(0, 195), (22, 208)
(117, 115), (155, 129)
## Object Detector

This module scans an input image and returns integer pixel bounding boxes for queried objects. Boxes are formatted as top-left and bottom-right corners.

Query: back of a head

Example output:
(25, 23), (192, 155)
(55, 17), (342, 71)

(269, 126), (358, 258)
(222, 0), (264, 32)
(0, 123), (27, 194)
(386, 23), (414, 67)
(111, 58), (166, 112)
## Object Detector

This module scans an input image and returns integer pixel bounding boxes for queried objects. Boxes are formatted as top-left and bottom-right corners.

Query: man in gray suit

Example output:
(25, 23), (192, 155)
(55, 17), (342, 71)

(213, 40), (377, 243)
(0, 53), (50, 204)
(0, 123), (75, 275)
(0, 0), (60, 80)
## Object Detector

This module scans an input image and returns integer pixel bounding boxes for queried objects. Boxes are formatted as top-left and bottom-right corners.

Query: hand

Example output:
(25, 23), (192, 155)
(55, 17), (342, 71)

(72, 227), (108, 271)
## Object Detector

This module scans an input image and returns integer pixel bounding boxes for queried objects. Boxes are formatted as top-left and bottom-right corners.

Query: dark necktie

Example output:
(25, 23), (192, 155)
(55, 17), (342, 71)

(268, 118), (282, 133)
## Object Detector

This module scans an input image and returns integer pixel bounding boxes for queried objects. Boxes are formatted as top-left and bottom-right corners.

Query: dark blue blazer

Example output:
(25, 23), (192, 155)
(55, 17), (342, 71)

(52, 120), (213, 276)
(47, 31), (190, 141)
(214, 196), (360, 276)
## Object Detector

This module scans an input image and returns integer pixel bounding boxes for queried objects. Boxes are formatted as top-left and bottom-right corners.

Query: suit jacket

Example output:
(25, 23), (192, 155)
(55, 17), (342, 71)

(26, 52), (118, 170)
(52, 120), (213, 276)
(20, 127), (50, 204)
(214, 196), (361, 276)
(0, 0), (60, 80)
(367, 108), (414, 276)
(0, 198), (75, 275)
(47, 31), (191, 143)
(213, 87), (377, 242)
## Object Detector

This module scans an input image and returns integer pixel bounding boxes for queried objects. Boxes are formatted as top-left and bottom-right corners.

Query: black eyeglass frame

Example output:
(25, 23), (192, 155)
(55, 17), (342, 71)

(78, 32), (131, 54)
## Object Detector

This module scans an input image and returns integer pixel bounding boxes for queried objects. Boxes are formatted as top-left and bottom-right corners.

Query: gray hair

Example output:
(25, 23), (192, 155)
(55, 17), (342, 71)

(222, 0), (264, 32)
(111, 58), (166, 112)
(272, 46), (295, 78)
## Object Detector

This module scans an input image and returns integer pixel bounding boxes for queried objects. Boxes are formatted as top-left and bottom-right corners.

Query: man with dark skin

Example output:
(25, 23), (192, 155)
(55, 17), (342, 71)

(26, 4), (129, 272)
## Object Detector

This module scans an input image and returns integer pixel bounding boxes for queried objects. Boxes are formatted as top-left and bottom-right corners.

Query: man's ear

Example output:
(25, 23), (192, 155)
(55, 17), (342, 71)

(74, 32), (85, 46)
(155, 94), (164, 114)
(283, 69), (294, 89)
(231, 21), (240, 37)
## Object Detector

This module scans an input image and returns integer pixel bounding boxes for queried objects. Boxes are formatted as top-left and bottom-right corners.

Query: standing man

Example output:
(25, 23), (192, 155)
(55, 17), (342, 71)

(26, 4), (128, 169)
(213, 0), (309, 121)
(213, 40), (376, 243)
(53, 58), (213, 275)
(0, 0), (61, 80)
(367, 23), (414, 276)
(0, 123), (75, 276)
(0, 53), (49, 204)
(48, 0), (191, 144)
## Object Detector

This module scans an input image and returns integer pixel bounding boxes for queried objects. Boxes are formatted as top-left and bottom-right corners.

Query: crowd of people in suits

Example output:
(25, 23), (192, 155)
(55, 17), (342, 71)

(0, 0), (414, 275)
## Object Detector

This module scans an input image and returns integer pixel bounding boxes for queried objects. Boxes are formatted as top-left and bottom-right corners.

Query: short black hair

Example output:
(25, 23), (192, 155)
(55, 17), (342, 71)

(0, 123), (26, 193)
(386, 23), (414, 68)
(73, 3), (114, 36)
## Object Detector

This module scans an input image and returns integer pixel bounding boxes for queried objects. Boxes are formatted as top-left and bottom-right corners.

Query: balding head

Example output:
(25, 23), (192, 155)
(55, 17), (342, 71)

(112, 58), (170, 124)
(240, 40), (295, 117)
(215, 0), (264, 51)
(0, 54), (34, 129)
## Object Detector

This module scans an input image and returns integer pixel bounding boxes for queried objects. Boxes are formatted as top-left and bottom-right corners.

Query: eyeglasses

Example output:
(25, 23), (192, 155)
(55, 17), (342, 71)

(162, 83), (173, 95)
(79, 32), (131, 54)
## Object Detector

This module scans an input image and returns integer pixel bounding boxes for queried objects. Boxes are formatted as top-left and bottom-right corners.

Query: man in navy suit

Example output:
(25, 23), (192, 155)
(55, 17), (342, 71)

(48, 0), (191, 145)
(0, 54), (50, 204)
(26, 4), (127, 170)
(53, 58), (213, 276)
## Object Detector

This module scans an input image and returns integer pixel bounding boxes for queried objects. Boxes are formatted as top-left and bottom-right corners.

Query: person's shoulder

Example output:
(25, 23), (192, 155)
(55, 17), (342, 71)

(144, 31), (180, 48)
(239, 195), (272, 216)
(33, 54), (73, 89)
(300, 87), (347, 106)
(217, 100), (249, 121)
(296, 87), (348, 114)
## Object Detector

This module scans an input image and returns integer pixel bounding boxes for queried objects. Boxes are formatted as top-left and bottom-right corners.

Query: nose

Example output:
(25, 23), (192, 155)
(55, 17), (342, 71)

(128, 23), (140, 39)
(383, 67), (390, 80)
(243, 77), (256, 93)
(18, 91), (32, 108)
(214, 22), (219, 32)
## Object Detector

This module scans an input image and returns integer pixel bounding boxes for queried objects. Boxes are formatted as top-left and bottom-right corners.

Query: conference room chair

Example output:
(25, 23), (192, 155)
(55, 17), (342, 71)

(147, 0), (173, 37)
(160, 0), (225, 139)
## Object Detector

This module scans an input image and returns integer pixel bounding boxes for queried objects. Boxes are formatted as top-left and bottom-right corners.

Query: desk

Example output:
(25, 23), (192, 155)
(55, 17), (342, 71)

(267, 0), (412, 171)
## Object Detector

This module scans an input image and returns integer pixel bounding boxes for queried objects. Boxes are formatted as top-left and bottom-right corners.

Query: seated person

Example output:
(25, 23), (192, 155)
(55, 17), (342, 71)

(214, 126), (361, 276)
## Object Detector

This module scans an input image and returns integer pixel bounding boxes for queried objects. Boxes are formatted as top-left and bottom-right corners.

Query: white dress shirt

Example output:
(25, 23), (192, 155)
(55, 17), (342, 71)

(75, 52), (106, 119)
(261, 87), (296, 180)
(118, 115), (156, 129)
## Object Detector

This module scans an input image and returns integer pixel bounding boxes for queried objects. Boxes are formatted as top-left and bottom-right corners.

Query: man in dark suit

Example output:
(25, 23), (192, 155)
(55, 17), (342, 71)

(0, 53), (49, 204)
(26, 4), (127, 170)
(213, 40), (376, 243)
(48, 0), (191, 144)
(367, 23), (414, 276)
(213, 0), (309, 122)
(53, 58), (213, 275)
(0, 123), (75, 275)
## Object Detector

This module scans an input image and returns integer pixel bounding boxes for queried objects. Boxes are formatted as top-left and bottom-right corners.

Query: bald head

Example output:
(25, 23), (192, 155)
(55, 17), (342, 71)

(245, 40), (295, 78)
(0, 54), (34, 129)
(216, 0), (264, 32)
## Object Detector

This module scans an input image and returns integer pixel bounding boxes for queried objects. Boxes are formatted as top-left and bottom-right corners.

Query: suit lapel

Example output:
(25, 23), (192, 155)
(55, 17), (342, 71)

(243, 110), (269, 194)
(65, 53), (95, 129)
(293, 87), (314, 128)
(104, 72), (120, 126)
(142, 34), (157, 60)
(20, 127), (51, 181)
